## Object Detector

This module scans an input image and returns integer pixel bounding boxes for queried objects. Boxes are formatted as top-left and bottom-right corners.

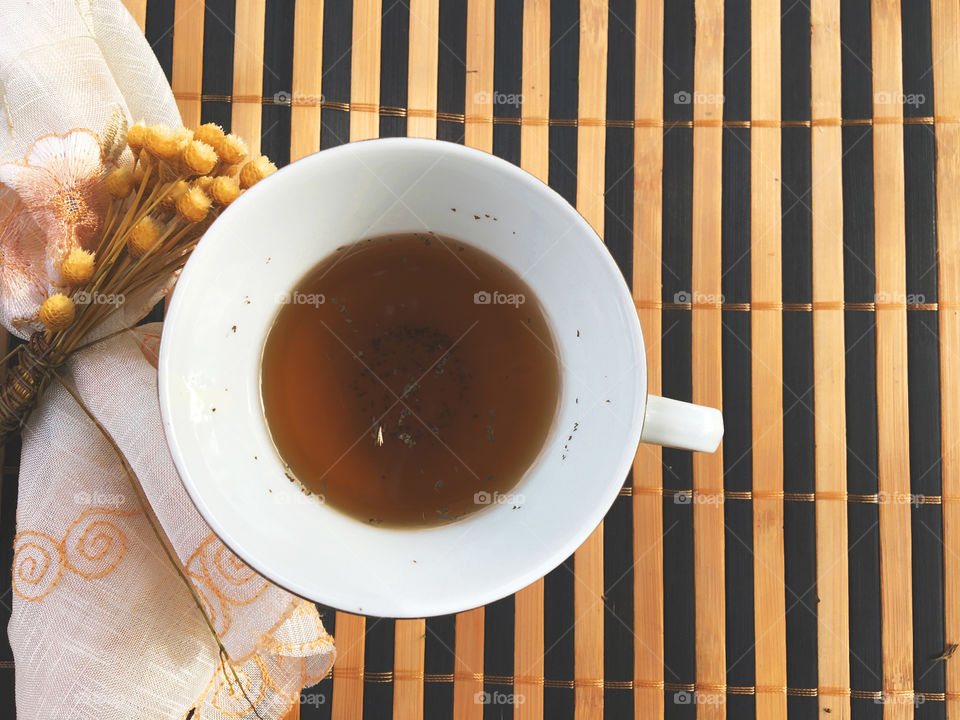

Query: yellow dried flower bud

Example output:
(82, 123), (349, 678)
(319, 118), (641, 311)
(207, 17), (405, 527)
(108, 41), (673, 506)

(216, 133), (248, 165)
(145, 124), (180, 161)
(210, 176), (240, 206)
(239, 155), (278, 189)
(61, 248), (95, 286)
(194, 123), (225, 148)
(38, 293), (75, 332)
(175, 127), (194, 147)
(105, 168), (133, 198)
(126, 123), (147, 154)
(127, 216), (162, 257)
(182, 140), (218, 175)
(192, 176), (215, 193)
(161, 180), (191, 209)
(177, 187), (212, 223)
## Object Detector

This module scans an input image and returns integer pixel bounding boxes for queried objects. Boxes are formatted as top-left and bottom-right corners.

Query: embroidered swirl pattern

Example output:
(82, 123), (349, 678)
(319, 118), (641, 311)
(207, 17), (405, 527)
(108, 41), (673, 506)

(12, 507), (139, 601)
(186, 533), (270, 637)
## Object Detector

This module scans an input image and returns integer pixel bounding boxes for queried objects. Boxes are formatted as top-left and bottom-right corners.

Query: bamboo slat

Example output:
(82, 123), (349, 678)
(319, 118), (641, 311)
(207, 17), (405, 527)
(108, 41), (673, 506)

(290, 0), (324, 161)
(750, 2), (787, 718)
(350, 0), (382, 142)
(449, 3), (495, 718)
(333, 613), (366, 720)
(330, 3), (388, 716)
(691, 0), (726, 717)
(514, 3), (550, 719)
(462, 0), (494, 150)
(171, 0), (205, 129)
(406, 0), (439, 140)
(393, 618), (425, 720)
(573, 2), (608, 719)
(930, 1), (960, 718)
(389, 4), (439, 718)
(279, 9), (321, 719)
(810, 0), (851, 717)
(230, 0), (266, 157)
(632, 0), (665, 718)
(870, 4), (914, 718)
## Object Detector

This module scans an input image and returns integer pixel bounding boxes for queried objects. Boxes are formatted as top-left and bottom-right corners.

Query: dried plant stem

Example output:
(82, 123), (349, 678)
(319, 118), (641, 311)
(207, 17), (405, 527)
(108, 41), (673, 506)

(53, 370), (264, 720)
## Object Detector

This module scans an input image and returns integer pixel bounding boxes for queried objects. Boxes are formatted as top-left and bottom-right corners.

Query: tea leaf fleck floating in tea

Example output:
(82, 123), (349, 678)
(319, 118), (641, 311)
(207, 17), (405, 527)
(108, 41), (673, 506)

(434, 479), (443, 491)
(486, 425), (495, 442)
(376, 425), (384, 446)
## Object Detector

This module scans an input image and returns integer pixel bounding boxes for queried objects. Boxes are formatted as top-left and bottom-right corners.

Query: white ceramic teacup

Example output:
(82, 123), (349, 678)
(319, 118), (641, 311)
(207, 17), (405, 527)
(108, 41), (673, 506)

(158, 138), (722, 617)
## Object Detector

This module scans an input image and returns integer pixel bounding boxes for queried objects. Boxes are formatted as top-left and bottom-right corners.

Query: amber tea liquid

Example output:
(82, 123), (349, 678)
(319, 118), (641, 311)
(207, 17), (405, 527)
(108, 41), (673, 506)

(260, 233), (561, 526)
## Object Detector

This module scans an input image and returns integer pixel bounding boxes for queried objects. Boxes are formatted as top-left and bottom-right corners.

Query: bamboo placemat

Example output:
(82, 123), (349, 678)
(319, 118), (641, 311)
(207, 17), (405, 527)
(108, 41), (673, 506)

(0, 0), (955, 718)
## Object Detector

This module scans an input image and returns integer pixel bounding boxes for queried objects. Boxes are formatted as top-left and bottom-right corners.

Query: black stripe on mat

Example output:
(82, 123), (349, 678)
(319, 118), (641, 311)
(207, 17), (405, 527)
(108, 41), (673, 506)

(603, 1), (635, 718)
(362, 617), (394, 720)
(908, 306), (945, 720)
(484, 597), (516, 720)
(145, 0), (174, 84)
(839, 3), (883, 716)
(320, 0), (353, 149)
(661, 1), (694, 716)
(482, 28), (521, 714)
(543, 3), (579, 718)
(261, 0), (295, 167)
(199, 0), (237, 131)
(423, 614), (456, 718)
(720, 4), (754, 715)
(492, 0), (522, 164)
(437, 0), (467, 144)
(0, 430), (21, 718)
(780, 4), (818, 719)
(380, 0), (409, 138)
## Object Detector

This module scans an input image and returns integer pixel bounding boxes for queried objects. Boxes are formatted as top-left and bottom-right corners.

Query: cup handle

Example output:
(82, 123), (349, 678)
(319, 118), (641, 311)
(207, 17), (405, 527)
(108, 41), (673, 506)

(639, 395), (724, 453)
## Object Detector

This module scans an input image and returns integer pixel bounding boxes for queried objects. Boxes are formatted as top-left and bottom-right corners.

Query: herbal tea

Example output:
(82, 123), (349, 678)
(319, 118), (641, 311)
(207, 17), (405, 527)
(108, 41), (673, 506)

(260, 232), (561, 527)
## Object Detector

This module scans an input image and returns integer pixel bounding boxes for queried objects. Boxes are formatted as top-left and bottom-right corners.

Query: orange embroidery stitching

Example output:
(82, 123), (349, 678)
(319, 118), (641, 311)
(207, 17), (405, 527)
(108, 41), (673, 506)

(211, 660), (268, 717)
(12, 507), (140, 601)
(186, 533), (270, 637)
